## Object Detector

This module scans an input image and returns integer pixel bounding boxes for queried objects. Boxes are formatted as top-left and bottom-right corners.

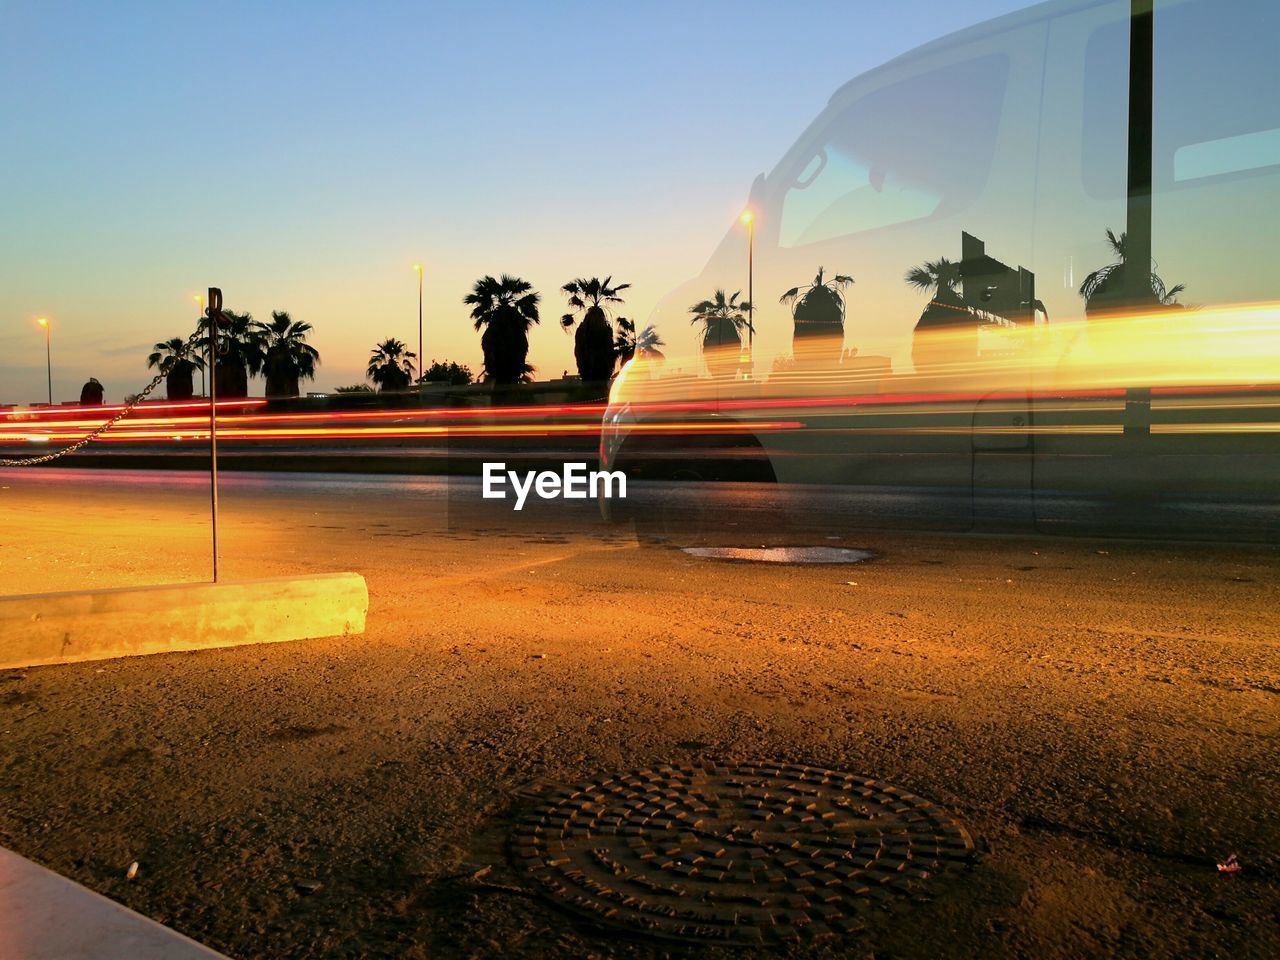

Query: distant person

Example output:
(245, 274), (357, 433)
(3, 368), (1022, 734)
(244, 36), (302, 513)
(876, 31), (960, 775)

(79, 378), (104, 405)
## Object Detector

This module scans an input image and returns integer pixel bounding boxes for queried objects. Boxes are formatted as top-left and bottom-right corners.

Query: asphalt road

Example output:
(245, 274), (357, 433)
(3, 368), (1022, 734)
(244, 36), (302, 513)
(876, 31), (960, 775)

(0, 469), (1277, 959)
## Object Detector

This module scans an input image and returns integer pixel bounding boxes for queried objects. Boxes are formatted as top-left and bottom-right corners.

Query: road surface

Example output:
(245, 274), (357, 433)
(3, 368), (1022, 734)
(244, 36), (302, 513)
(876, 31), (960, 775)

(0, 469), (1277, 959)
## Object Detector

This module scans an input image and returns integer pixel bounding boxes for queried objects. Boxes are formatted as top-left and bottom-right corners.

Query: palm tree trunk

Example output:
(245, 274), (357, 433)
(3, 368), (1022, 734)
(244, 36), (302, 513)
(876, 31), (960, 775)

(265, 371), (301, 399)
(575, 310), (616, 382)
(166, 366), (194, 401)
(214, 363), (249, 399)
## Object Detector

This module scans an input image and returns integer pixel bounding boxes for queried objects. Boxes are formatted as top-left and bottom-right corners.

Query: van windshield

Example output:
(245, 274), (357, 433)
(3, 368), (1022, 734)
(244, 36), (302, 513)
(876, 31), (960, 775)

(778, 54), (1009, 248)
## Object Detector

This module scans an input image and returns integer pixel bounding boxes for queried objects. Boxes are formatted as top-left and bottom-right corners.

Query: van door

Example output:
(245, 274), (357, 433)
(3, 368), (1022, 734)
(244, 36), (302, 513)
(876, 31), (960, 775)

(972, 390), (1034, 529)
(707, 12), (1050, 532)
(1031, 0), (1280, 539)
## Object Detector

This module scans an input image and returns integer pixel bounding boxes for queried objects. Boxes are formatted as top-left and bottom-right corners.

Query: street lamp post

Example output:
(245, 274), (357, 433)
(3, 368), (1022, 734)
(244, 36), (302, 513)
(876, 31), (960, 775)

(413, 263), (423, 381)
(205, 287), (224, 583)
(740, 211), (755, 354)
(36, 317), (51, 405)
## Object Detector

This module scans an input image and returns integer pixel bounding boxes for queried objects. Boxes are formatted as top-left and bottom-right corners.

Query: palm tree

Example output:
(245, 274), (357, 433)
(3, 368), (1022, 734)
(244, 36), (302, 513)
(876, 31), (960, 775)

(614, 319), (666, 365)
(262, 311), (320, 399)
(781, 267), (854, 359)
(366, 338), (417, 392)
(904, 257), (965, 307)
(905, 257), (974, 372)
(334, 384), (373, 393)
(560, 276), (630, 382)
(79, 377), (105, 405)
(636, 325), (666, 359)
(689, 290), (752, 377)
(905, 257), (976, 328)
(199, 310), (266, 398)
(781, 267), (854, 325)
(147, 337), (205, 400)
(1079, 228), (1186, 314)
(613, 317), (638, 363)
(465, 274), (541, 385)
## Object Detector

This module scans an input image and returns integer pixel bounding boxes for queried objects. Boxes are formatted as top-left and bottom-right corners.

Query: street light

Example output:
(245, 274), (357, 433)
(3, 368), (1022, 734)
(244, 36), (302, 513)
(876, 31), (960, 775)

(413, 263), (423, 381)
(36, 317), (51, 405)
(193, 293), (206, 396)
(740, 211), (755, 354)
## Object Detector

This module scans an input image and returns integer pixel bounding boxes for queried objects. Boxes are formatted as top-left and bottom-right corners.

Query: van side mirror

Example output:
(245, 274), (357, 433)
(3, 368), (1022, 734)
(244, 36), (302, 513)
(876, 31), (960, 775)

(748, 172), (766, 206)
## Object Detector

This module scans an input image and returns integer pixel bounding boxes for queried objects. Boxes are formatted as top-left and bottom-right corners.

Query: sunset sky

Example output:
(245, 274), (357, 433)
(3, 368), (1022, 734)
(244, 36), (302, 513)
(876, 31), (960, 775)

(1, 0), (1030, 404)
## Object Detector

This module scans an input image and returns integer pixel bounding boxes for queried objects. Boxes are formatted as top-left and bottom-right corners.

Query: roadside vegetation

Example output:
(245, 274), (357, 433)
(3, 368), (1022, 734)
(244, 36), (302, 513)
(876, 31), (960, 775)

(149, 310), (320, 400)
(1080, 228), (1186, 314)
(147, 337), (205, 400)
(136, 232), (1174, 403)
(559, 276), (630, 383)
(366, 338), (417, 392)
(689, 289), (752, 378)
(419, 360), (474, 386)
(465, 274), (541, 385)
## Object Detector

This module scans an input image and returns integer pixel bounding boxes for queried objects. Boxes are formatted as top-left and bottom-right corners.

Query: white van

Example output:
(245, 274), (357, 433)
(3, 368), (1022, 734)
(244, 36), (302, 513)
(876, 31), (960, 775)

(601, 0), (1280, 541)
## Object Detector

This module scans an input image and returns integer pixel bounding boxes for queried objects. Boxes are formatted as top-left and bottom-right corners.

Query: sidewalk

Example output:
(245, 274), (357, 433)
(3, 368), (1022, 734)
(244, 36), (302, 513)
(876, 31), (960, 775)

(0, 848), (227, 959)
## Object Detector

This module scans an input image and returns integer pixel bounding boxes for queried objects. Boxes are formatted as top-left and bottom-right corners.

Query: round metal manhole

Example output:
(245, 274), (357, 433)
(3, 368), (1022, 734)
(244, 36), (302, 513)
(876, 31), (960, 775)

(512, 762), (974, 945)
(682, 546), (876, 564)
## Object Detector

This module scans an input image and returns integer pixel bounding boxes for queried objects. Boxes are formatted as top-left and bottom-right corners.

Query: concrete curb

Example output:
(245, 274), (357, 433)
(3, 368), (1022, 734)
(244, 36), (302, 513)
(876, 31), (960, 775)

(0, 846), (229, 958)
(0, 573), (368, 670)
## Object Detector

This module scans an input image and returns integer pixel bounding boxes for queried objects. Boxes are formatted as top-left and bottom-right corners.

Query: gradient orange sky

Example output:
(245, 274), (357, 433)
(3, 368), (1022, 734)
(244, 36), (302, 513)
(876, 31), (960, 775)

(0, 0), (1030, 404)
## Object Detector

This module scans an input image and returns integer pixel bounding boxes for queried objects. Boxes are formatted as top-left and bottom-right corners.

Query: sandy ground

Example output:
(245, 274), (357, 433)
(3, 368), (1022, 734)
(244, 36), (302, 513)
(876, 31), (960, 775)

(0, 469), (1277, 959)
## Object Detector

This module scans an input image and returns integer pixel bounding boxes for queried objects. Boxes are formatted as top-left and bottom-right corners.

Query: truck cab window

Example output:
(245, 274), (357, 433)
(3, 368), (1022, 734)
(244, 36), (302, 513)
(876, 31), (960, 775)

(778, 54), (1009, 248)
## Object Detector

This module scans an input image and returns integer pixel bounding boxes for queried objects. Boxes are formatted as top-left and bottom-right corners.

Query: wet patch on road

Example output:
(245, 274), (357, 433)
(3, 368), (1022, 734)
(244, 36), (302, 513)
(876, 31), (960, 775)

(682, 546), (876, 564)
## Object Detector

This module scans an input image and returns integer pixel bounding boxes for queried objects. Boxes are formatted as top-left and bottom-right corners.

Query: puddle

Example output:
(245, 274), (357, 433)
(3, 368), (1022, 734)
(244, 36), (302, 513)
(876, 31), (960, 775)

(682, 546), (875, 564)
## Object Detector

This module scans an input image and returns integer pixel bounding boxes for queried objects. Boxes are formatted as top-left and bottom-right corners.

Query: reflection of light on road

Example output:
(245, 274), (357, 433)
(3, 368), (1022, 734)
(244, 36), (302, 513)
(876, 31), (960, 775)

(602, 300), (1280, 445)
(614, 302), (1280, 398)
(2, 302), (1278, 453)
(0, 399), (267, 421)
(1152, 423), (1280, 434)
(0, 418), (802, 444)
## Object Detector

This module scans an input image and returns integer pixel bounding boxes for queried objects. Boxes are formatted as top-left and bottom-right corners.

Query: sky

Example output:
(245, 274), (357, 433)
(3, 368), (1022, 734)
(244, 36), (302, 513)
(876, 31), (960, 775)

(0, 0), (1032, 405)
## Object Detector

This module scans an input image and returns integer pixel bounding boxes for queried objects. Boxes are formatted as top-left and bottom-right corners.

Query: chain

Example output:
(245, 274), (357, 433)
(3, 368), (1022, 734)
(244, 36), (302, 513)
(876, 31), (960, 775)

(0, 325), (206, 468)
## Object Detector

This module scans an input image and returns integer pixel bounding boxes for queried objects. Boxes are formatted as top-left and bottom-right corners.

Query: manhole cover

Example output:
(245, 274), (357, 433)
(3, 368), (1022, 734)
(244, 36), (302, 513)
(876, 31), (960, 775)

(513, 762), (973, 945)
(682, 546), (876, 564)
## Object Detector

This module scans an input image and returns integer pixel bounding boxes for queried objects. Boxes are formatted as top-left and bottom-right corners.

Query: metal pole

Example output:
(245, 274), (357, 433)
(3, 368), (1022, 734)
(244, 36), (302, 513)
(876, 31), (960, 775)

(417, 267), (424, 381)
(45, 323), (52, 405)
(1126, 0), (1153, 304)
(747, 218), (754, 351)
(207, 287), (221, 583)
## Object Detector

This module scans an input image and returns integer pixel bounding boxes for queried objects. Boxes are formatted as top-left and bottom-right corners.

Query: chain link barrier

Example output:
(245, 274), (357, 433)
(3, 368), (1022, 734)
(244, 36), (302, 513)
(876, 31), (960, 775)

(0, 325), (206, 468)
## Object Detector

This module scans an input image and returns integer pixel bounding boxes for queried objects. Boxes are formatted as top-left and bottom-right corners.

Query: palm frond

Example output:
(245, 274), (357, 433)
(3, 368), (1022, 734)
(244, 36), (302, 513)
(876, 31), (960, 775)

(1105, 228), (1126, 259)
(904, 266), (934, 290)
(1078, 263), (1119, 300)
(637, 324), (664, 350)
